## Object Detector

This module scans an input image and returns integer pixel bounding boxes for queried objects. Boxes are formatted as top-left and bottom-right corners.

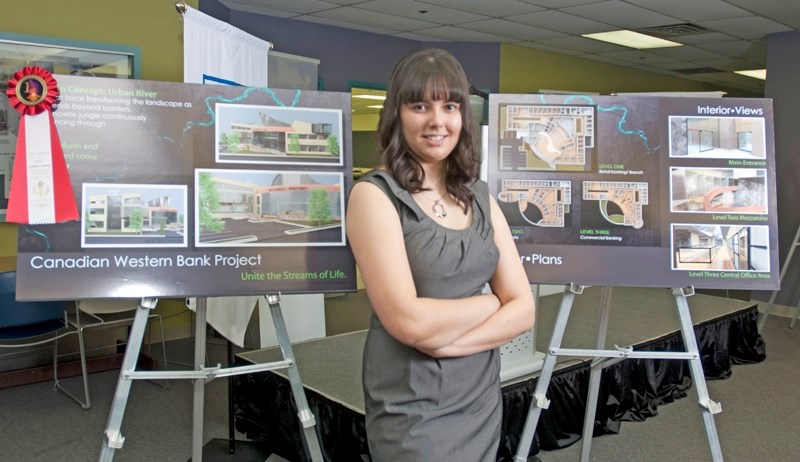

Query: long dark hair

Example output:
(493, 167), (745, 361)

(378, 48), (480, 213)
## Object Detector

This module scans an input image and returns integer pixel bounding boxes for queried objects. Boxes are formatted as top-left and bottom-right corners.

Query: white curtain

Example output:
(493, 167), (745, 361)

(182, 5), (269, 345)
(186, 297), (259, 348)
(182, 5), (269, 86)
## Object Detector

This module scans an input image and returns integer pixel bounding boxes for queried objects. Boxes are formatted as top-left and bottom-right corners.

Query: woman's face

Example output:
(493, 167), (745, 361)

(399, 94), (462, 167)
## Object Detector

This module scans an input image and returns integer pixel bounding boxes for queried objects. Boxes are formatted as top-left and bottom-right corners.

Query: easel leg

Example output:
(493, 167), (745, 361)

(192, 297), (208, 462)
(227, 339), (235, 454)
(514, 286), (580, 461)
(99, 298), (158, 462)
(672, 288), (724, 462)
(266, 294), (324, 462)
(579, 286), (614, 462)
(757, 290), (778, 332)
(789, 302), (800, 329)
(759, 224), (800, 332)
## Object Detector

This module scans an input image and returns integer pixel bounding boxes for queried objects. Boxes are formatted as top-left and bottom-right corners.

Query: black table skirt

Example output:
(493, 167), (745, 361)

(233, 305), (765, 462)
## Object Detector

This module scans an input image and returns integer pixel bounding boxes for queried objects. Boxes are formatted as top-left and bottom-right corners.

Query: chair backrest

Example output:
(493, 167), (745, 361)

(0, 271), (67, 329)
(77, 298), (140, 315)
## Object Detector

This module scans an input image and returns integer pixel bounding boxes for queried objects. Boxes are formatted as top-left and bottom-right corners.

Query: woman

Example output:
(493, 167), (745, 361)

(346, 48), (535, 461)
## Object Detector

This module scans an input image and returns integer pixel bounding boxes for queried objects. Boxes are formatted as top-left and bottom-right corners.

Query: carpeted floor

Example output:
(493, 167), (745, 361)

(0, 339), (234, 462)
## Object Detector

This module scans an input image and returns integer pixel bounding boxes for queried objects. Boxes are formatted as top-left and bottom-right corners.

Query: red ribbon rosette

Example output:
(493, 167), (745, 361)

(6, 66), (60, 115)
(4, 66), (78, 224)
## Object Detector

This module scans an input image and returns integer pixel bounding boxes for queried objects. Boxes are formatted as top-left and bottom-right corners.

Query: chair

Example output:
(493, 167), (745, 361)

(0, 271), (70, 385)
(54, 298), (169, 410)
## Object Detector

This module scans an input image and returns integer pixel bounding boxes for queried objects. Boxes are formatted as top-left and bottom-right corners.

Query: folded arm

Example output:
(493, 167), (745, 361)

(421, 196), (535, 358)
(346, 181), (501, 351)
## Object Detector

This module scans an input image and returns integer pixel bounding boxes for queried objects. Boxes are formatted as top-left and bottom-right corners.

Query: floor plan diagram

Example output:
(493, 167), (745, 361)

(582, 181), (648, 229)
(497, 179), (572, 227)
(498, 104), (595, 171)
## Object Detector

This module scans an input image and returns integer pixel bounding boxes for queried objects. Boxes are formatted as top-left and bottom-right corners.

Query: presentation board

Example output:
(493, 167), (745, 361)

(487, 93), (779, 290)
(12, 75), (356, 300)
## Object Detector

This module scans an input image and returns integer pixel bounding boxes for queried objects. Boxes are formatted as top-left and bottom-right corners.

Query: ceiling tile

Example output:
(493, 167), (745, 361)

(422, 0), (545, 17)
(536, 35), (631, 54)
(671, 32), (739, 46)
(560, 0), (684, 29)
(460, 19), (566, 41)
(510, 10), (616, 35)
(323, 0), (369, 4)
(220, 1), (301, 17)
(513, 42), (586, 56)
(221, 0), (339, 15)
(644, 45), (730, 61)
(294, 14), (403, 35)
(648, 61), (706, 72)
(356, 0), (489, 25)
(696, 16), (793, 39)
(694, 40), (767, 61)
(726, 0), (800, 28)
(412, 26), (515, 42)
(628, 65), (682, 77)
(392, 31), (450, 41)
(305, 6), (439, 31)
(594, 49), (681, 65)
(523, 0), (609, 7)
(624, 0), (753, 22)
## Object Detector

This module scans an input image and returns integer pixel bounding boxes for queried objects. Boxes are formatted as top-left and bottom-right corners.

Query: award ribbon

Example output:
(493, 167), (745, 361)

(5, 66), (78, 224)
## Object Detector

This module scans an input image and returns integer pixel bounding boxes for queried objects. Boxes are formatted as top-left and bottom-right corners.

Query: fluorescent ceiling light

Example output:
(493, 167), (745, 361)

(352, 94), (386, 101)
(583, 30), (682, 49)
(366, 105), (384, 109)
(734, 69), (766, 80)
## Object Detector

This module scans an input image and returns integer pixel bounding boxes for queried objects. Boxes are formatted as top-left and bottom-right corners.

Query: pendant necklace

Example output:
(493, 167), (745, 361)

(418, 192), (448, 218)
(431, 198), (447, 218)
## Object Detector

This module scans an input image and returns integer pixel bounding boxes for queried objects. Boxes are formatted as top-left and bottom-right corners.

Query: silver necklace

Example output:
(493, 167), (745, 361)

(418, 192), (448, 218)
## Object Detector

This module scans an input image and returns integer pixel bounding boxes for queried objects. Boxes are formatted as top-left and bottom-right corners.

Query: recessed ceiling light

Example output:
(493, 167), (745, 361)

(582, 30), (682, 49)
(734, 69), (766, 80)
(352, 95), (386, 101)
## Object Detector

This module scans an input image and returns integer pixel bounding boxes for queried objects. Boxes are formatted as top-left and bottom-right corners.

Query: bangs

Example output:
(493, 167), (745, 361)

(397, 69), (467, 104)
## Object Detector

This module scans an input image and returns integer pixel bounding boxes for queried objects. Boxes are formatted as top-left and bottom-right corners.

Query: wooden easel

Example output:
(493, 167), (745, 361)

(97, 294), (323, 462)
(513, 285), (724, 462)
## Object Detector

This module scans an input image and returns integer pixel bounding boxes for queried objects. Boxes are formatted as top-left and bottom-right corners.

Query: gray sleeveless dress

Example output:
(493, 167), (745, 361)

(359, 170), (502, 462)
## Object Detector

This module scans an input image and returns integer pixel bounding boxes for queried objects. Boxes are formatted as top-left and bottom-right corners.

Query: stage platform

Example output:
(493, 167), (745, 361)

(233, 287), (765, 461)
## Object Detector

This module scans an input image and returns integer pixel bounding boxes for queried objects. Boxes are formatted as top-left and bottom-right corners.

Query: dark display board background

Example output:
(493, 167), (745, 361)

(488, 93), (779, 291)
(14, 75), (356, 300)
